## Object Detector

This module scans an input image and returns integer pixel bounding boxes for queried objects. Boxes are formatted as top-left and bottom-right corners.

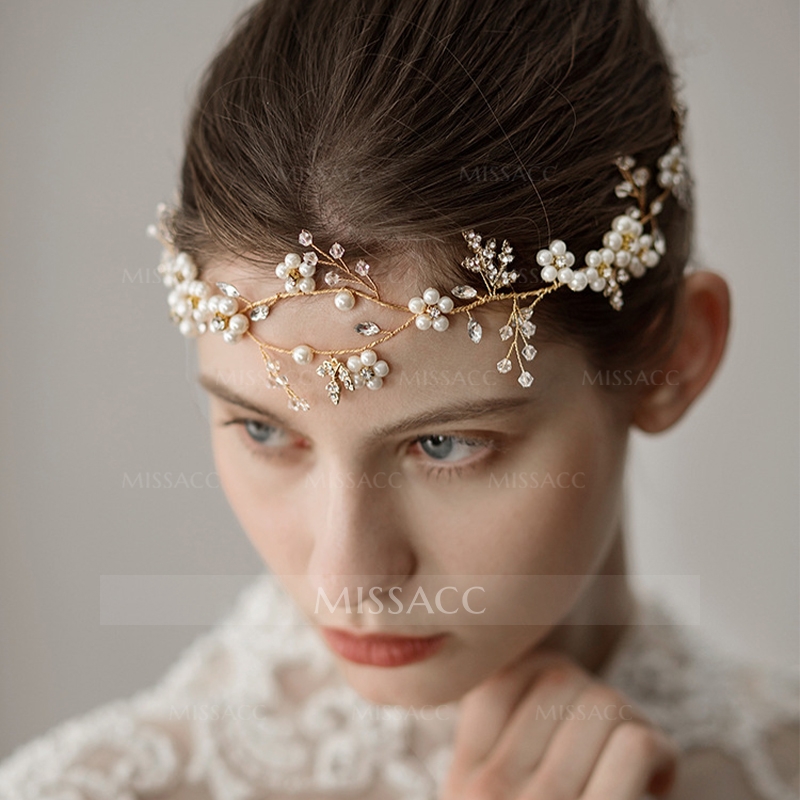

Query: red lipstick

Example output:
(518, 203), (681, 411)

(320, 628), (447, 667)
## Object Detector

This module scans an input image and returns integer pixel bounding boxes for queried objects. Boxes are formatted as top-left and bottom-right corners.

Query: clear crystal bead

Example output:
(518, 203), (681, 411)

(355, 321), (381, 336)
(325, 271), (340, 286)
(329, 242), (345, 259)
(497, 358), (512, 374)
(650, 199), (664, 216)
(522, 344), (537, 361)
(355, 259), (370, 276)
(519, 306), (534, 321)
(210, 317), (226, 332)
(248, 304), (270, 321)
(615, 181), (633, 198)
(452, 284), (478, 299)
(429, 306), (441, 318)
(499, 325), (513, 341)
(215, 282), (240, 297)
(303, 251), (318, 266)
(467, 318), (482, 343)
(518, 371), (534, 388)
(299, 230), (313, 246)
(521, 321), (536, 337)
(653, 229), (666, 255)
(633, 166), (651, 186)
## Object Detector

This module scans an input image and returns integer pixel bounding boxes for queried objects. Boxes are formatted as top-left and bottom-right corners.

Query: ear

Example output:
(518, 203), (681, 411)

(632, 271), (731, 433)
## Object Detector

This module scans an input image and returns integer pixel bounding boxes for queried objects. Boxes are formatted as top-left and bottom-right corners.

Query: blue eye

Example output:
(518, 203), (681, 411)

(224, 418), (292, 450)
(416, 434), (491, 463)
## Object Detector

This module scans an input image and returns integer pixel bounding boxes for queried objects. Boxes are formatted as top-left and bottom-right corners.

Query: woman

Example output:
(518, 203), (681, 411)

(1, 0), (797, 797)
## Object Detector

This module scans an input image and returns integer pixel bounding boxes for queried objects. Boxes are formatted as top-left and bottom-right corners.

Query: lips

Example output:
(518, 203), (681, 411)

(320, 627), (448, 667)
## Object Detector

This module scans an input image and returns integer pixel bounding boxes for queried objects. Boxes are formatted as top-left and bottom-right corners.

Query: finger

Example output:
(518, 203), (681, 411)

(515, 682), (654, 798)
(578, 721), (680, 800)
(478, 660), (593, 789)
(449, 647), (571, 769)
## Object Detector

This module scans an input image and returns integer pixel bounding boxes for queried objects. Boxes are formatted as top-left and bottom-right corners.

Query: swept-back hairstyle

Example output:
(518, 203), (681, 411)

(170, 0), (691, 376)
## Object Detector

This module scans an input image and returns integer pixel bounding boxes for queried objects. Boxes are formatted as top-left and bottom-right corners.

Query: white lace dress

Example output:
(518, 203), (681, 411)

(0, 574), (797, 799)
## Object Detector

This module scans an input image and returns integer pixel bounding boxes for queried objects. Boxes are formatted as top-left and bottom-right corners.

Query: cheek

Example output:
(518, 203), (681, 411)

(209, 423), (310, 573)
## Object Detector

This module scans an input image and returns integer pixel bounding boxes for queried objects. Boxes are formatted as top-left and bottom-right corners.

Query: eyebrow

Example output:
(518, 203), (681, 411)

(198, 373), (535, 439)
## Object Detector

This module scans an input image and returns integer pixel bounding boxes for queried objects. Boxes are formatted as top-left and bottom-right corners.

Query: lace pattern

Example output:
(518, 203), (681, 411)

(0, 574), (797, 799)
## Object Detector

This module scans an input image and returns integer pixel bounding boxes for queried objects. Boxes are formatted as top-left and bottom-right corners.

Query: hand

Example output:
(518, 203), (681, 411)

(440, 649), (679, 799)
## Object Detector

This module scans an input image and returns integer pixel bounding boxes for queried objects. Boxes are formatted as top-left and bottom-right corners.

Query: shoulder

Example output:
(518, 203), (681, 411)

(602, 591), (800, 800)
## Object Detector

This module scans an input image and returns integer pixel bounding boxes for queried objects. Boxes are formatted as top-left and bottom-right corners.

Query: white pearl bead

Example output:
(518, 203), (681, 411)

(569, 272), (588, 291)
(614, 250), (631, 267)
(187, 280), (208, 297)
(352, 373), (364, 388)
(437, 296), (454, 313)
(284, 279), (296, 293)
(565, 252), (575, 267)
(374, 360), (389, 377)
(644, 250), (660, 267)
(275, 262), (289, 279)
(222, 330), (240, 344)
(179, 319), (198, 337)
(408, 297), (425, 314)
(298, 277), (315, 293)
(432, 315), (450, 331)
(613, 215), (633, 233)
(585, 267), (599, 282)
(347, 355), (362, 372)
(604, 231), (623, 251)
(536, 249), (553, 266)
(557, 267), (574, 283)
(334, 290), (355, 310)
(207, 295), (221, 313)
(600, 248), (616, 264)
(228, 313), (249, 334)
(422, 287), (440, 305)
(299, 262), (316, 277)
(415, 314), (432, 330)
(292, 345), (312, 364)
(585, 250), (602, 269)
(541, 265), (557, 283)
(549, 239), (566, 256)
(366, 376), (383, 390)
(285, 252), (301, 268)
(193, 305), (212, 323)
(360, 349), (377, 366)
(218, 296), (238, 316)
(590, 277), (607, 292)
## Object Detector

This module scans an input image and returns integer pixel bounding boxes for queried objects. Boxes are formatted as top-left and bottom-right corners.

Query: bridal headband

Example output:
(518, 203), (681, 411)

(150, 111), (687, 411)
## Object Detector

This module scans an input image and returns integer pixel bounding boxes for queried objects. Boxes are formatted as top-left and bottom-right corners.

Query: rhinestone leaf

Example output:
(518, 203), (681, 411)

(522, 344), (537, 361)
(518, 371), (534, 388)
(497, 358), (512, 374)
(499, 325), (513, 341)
(248, 304), (270, 321)
(329, 242), (345, 259)
(467, 318), (483, 343)
(215, 282), (240, 298)
(299, 230), (313, 246)
(355, 322), (381, 336)
(452, 285), (478, 299)
(355, 259), (370, 276)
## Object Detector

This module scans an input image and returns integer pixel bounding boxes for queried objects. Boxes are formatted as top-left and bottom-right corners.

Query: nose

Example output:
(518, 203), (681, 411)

(305, 458), (417, 608)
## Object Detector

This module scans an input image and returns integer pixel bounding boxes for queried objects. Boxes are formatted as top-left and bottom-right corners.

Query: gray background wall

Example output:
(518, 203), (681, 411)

(1, 0), (797, 759)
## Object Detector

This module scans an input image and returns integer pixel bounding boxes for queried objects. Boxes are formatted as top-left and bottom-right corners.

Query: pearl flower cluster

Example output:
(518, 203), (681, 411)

(151, 130), (686, 411)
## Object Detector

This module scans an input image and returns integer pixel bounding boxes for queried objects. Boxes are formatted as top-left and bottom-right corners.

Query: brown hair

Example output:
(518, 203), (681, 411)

(171, 0), (692, 377)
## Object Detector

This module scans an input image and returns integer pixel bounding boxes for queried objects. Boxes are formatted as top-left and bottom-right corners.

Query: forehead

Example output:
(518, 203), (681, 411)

(195, 255), (585, 433)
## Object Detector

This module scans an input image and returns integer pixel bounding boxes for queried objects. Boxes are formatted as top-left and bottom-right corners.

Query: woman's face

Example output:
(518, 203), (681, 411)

(196, 257), (632, 706)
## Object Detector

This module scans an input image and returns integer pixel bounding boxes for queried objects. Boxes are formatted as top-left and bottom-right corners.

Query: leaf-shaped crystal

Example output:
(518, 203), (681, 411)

(215, 282), (240, 297)
(248, 304), (270, 321)
(355, 322), (381, 336)
(467, 318), (482, 343)
(452, 285), (478, 299)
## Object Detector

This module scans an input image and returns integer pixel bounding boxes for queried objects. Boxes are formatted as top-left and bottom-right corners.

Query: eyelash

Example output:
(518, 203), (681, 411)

(221, 417), (501, 478)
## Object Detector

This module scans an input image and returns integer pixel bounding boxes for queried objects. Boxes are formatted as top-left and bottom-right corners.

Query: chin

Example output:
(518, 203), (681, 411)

(335, 653), (484, 708)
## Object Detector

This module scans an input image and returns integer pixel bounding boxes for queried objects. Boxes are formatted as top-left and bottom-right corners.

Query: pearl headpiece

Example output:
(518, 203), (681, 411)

(150, 129), (687, 411)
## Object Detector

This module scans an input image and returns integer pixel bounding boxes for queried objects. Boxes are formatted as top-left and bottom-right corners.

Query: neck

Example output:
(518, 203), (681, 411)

(536, 525), (636, 676)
